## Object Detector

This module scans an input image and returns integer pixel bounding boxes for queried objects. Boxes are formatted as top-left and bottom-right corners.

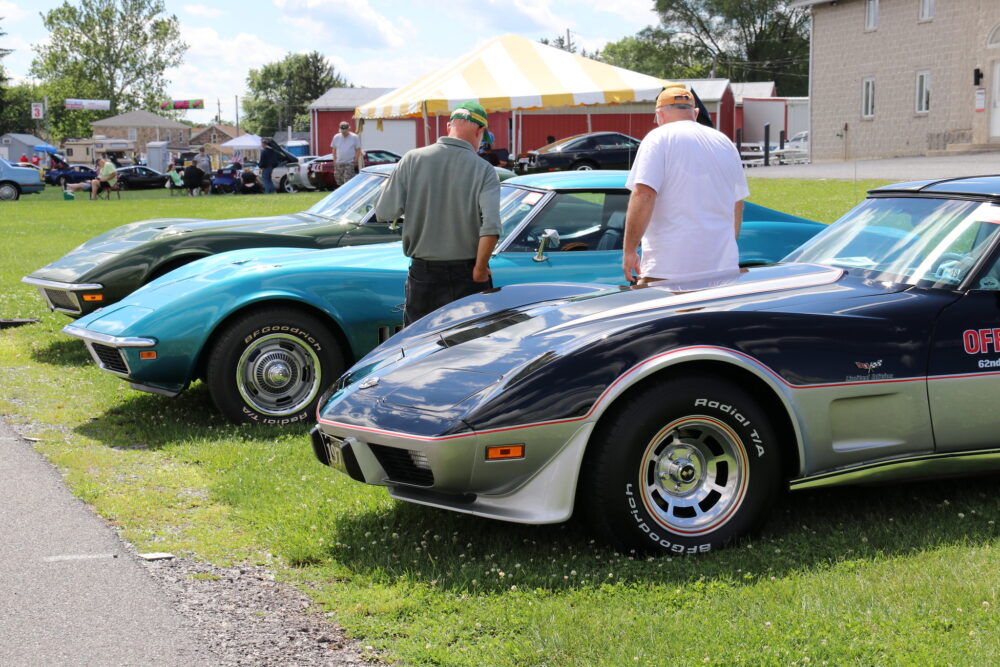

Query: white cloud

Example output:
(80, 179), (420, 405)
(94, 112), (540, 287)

(272, 0), (406, 49)
(165, 23), (289, 124)
(451, 0), (564, 35)
(0, 0), (30, 23)
(343, 53), (450, 89)
(183, 4), (224, 18)
(571, 0), (659, 27)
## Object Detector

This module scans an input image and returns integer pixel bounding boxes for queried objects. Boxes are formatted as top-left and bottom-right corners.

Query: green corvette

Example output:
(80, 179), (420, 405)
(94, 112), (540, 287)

(22, 164), (514, 317)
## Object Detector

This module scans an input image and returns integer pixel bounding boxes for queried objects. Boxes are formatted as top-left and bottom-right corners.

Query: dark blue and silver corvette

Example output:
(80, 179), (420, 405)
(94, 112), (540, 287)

(314, 175), (1000, 554)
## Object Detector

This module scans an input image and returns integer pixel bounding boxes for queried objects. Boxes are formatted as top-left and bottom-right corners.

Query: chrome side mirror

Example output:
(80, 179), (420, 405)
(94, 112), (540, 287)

(533, 228), (560, 262)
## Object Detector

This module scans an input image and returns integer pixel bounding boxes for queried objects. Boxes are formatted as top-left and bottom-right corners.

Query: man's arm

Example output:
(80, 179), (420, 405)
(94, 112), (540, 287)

(734, 200), (744, 239)
(622, 183), (656, 282)
(373, 158), (407, 221)
(473, 235), (498, 283)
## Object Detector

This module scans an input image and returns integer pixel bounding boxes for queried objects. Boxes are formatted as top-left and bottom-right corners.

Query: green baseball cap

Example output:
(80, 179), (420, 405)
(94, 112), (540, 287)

(450, 101), (488, 128)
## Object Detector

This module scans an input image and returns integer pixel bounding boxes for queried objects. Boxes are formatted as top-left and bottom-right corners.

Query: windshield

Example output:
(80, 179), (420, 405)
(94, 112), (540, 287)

(786, 196), (1000, 288)
(304, 172), (387, 222)
(500, 185), (548, 239)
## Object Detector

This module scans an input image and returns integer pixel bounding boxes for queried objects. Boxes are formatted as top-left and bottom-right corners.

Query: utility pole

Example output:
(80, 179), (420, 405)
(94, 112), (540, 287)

(565, 29), (574, 53)
(216, 98), (222, 124)
(235, 95), (240, 134)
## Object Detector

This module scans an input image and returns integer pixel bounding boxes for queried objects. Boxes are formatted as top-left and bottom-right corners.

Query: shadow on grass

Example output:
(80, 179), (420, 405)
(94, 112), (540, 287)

(322, 474), (1000, 594)
(30, 338), (94, 367)
(72, 383), (310, 450)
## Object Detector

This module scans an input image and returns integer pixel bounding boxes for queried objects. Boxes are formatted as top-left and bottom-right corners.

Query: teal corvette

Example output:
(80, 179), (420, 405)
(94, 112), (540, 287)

(63, 171), (825, 425)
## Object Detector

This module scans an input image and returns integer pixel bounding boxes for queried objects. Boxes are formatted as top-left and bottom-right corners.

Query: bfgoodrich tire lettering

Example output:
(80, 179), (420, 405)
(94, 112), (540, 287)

(583, 376), (780, 554)
(207, 308), (344, 425)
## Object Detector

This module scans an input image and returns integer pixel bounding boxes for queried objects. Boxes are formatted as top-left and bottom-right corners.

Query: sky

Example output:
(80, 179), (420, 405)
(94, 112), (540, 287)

(1, 0), (659, 125)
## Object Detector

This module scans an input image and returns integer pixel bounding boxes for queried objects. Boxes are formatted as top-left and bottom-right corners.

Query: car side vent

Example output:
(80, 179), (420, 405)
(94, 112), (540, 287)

(369, 443), (434, 486)
(437, 312), (530, 348)
(377, 324), (405, 343)
(91, 343), (128, 374)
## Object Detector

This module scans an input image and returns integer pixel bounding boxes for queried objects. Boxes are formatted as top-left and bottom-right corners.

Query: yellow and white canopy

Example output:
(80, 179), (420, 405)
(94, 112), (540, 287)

(355, 34), (670, 120)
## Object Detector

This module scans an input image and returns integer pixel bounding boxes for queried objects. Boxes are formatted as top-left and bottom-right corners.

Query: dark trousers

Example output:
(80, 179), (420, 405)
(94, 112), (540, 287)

(404, 258), (493, 326)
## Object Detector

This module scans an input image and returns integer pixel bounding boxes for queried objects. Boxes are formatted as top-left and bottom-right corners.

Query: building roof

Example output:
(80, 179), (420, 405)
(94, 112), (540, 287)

(190, 124), (240, 141)
(91, 110), (189, 129)
(730, 82), (777, 104)
(673, 79), (731, 103)
(309, 87), (394, 111)
(1, 133), (45, 144)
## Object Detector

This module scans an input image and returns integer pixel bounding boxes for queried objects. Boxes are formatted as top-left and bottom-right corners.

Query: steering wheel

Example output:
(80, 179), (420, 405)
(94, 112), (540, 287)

(561, 242), (589, 251)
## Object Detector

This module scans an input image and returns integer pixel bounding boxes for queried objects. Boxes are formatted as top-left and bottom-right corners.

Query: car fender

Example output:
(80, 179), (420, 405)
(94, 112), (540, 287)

(581, 344), (806, 474)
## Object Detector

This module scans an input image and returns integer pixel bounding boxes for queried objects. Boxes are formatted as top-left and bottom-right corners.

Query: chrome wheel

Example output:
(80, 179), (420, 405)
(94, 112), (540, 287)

(235, 333), (321, 417)
(638, 416), (748, 536)
(571, 162), (594, 171)
(0, 183), (19, 200)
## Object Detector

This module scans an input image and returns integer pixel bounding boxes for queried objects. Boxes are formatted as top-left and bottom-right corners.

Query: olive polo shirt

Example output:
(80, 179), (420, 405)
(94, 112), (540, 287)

(374, 136), (501, 261)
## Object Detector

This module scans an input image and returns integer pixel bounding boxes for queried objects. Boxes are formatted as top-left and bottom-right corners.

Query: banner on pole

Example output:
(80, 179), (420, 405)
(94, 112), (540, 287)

(31, 103), (44, 119)
(159, 99), (204, 110)
(64, 98), (111, 111)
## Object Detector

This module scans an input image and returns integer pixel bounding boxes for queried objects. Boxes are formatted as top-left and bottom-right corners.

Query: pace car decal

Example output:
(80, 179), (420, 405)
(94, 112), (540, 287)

(962, 328), (1000, 354)
(846, 359), (893, 381)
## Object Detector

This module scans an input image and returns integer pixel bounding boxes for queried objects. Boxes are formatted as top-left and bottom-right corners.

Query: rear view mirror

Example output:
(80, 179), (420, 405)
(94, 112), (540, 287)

(533, 228), (560, 262)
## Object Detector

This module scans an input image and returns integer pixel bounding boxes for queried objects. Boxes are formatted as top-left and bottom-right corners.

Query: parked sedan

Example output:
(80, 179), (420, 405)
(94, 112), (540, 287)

(0, 157), (45, 200)
(62, 170), (822, 425)
(516, 132), (641, 174)
(22, 165), (514, 318)
(46, 163), (98, 187)
(312, 174), (1000, 555)
(115, 166), (169, 190)
(307, 150), (402, 190)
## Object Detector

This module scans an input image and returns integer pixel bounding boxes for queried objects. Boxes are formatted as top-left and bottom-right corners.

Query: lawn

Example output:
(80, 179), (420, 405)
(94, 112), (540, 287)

(2, 180), (997, 665)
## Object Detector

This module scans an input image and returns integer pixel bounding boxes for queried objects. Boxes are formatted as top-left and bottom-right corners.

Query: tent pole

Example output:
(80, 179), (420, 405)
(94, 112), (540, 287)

(422, 101), (429, 147)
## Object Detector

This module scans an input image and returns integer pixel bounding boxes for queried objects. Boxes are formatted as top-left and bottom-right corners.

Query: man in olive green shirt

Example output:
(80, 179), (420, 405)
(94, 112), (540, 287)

(90, 158), (118, 200)
(375, 100), (501, 325)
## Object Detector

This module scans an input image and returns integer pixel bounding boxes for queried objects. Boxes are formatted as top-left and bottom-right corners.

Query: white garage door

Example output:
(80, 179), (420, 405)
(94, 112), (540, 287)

(360, 120), (415, 155)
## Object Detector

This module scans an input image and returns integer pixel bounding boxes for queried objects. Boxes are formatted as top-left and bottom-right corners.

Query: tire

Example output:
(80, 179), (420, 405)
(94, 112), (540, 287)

(0, 182), (20, 201)
(280, 176), (296, 193)
(570, 161), (596, 171)
(206, 308), (344, 425)
(583, 376), (780, 555)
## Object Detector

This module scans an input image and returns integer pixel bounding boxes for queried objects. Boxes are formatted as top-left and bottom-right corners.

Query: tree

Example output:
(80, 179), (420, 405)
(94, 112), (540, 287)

(652, 0), (809, 95)
(29, 0), (187, 138)
(601, 26), (712, 80)
(243, 52), (348, 138)
(0, 17), (12, 121)
(0, 83), (43, 136)
(539, 33), (601, 60)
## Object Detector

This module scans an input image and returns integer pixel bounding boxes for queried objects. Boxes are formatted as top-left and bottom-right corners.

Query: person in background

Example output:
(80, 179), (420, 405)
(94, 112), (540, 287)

(546, 135), (556, 145)
(182, 162), (205, 196)
(165, 163), (183, 192)
(258, 138), (278, 194)
(622, 86), (748, 287)
(88, 157), (118, 200)
(194, 148), (212, 174)
(30, 154), (40, 167)
(331, 121), (361, 187)
(18, 153), (29, 164)
(375, 100), (501, 326)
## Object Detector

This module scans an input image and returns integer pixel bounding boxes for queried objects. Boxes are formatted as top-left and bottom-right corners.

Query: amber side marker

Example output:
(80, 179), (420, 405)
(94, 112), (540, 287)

(82, 294), (104, 302)
(485, 445), (525, 461)
(138, 351), (157, 360)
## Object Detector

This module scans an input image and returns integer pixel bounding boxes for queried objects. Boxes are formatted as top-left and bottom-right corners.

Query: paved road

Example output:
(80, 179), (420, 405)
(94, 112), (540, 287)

(0, 418), (214, 666)
(747, 151), (1000, 181)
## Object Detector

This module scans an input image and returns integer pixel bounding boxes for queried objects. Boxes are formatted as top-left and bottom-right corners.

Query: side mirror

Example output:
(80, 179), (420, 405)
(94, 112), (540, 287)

(533, 228), (560, 262)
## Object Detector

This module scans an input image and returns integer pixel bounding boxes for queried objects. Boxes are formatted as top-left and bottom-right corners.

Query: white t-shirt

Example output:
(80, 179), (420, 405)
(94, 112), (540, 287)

(625, 120), (749, 281)
(331, 132), (361, 164)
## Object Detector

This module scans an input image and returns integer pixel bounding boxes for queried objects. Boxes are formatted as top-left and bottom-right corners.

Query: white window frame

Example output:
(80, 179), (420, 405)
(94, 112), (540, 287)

(865, 0), (879, 30)
(919, 0), (934, 21)
(127, 127), (137, 141)
(916, 71), (931, 114)
(862, 78), (876, 118)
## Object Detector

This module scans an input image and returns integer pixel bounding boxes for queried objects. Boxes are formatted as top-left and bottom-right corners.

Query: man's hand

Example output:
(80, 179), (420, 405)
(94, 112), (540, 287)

(472, 263), (491, 283)
(622, 248), (641, 284)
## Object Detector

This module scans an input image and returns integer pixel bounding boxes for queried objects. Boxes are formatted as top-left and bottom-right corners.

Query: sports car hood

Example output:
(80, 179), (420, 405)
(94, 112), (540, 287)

(319, 263), (909, 436)
(24, 212), (353, 283)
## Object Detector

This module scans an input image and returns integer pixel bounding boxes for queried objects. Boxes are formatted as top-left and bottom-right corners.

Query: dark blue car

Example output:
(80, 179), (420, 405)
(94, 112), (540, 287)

(46, 159), (97, 187)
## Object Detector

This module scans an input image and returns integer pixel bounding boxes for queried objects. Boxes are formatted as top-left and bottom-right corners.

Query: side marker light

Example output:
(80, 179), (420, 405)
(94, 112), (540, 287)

(138, 351), (157, 360)
(82, 294), (104, 302)
(486, 445), (525, 461)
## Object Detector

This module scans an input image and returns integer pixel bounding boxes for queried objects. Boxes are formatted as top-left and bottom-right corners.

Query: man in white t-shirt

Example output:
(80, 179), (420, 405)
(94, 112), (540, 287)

(623, 86), (749, 286)
(331, 121), (362, 187)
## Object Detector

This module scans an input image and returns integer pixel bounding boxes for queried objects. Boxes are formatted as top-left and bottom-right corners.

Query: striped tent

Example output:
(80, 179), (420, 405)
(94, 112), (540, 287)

(355, 33), (670, 122)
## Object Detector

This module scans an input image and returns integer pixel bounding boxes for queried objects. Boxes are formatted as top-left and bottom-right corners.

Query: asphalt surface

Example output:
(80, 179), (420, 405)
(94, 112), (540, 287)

(747, 150), (1000, 181)
(0, 417), (214, 666)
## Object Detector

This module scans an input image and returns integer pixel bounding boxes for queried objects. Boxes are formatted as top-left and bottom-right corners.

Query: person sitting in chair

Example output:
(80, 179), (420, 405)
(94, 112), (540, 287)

(182, 163), (205, 196)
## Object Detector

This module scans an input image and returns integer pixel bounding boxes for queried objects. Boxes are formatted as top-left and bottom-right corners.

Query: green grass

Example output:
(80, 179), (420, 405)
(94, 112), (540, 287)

(4, 178), (999, 665)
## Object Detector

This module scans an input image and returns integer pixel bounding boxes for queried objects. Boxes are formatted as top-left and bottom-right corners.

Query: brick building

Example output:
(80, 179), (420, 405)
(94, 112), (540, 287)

(793, 0), (1000, 160)
(89, 110), (191, 156)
